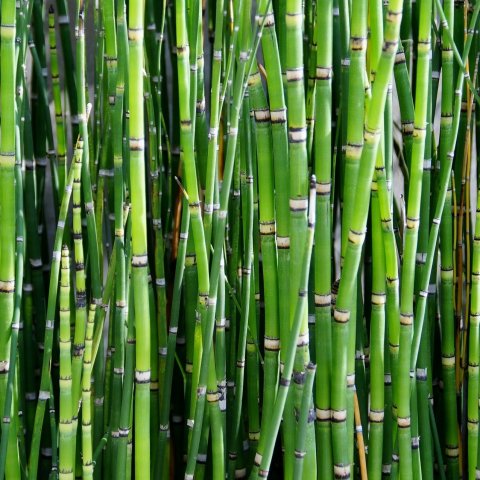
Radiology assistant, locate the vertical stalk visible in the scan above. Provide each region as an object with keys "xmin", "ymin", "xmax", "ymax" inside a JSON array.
[
  {"xmin": 438, "ymin": 0, "xmax": 459, "ymax": 473},
  {"xmin": 0, "ymin": 0, "xmax": 16, "ymax": 476},
  {"xmin": 59, "ymin": 247, "xmax": 73, "ymax": 479},
  {"xmin": 313, "ymin": 0, "xmax": 333, "ymax": 475},
  {"xmin": 48, "ymin": 6, "xmax": 67, "ymax": 199},
  {"xmin": 285, "ymin": 0, "xmax": 316, "ymax": 473},
  {"xmin": 128, "ymin": 0, "xmax": 151, "ymax": 474}
]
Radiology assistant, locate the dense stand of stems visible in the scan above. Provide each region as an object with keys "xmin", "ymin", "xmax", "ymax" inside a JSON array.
[{"xmin": 5, "ymin": 0, "xmax": 480, "ymax": 478}]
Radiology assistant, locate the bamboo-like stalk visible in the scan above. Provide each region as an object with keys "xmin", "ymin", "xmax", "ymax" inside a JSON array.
[
  {"xmin": 104, "ymin": 0, "xmax": 123, "ymax": 462},
  {"xmin": 0, "ymin": 0, "xmax": 16, "ymax": 475},
  {"xmin": 415, "ymin": 57, "xmax": 434, "ymax": 480},
  {"xmin": 128, "ymin": 0, "xmax": 151, "ymax": 475},
  {"xmin": 58, "ymin": 247, "xmax": 73, "ymax": 479},
  {"xmin": 145, "ymin": 70, "xmax": 168, "ymax": 480},
  {"xmin": 0, "ymin": 118, "xmax": 24, "ymax": 479},
  {"xmin": 367, "ymin": 0, "xmax": 387, "ymax": 475},
  {"xmin": 248, "ymin": 62, "xmax": 279, "ymax": 439},
  {"xmin": 182, "ymin": 230, "xmax": 198, "ymax": 460},
  {"xmin": 337, "ymin": 0, "xmax": 368, "ymax": 468},
  {"xmin": 438, "ymin": 0, "xmax": 460, "ymax": 473},
  {"xmin": 70, "ymin": 133, "xmax": 87, "ymax": 458},
  {"xmin": 313, "ymin": 0, "xmax": 333, "ymax": 474},
  {"xmin": 368, "ymin": 162, "xmax": 387, "ymax": 479},
  {"xmin": 174, "ymin": 0, "xmax": 211, "ymax": 458},
  {"xmin": 55, "ymin": 0, "xmax": 77, "ymax": 138},
  {"xmin": 294, "ymin": 363, "xmax": 316, "ymax": 479},
  {"xmin": 393, "ymin": 45, "xmax": 414, "ymax": 172},
  {"xmin": 48, "ymin": 6, "xmax": 67, "ymax": 198},
  {"xmin": 116, "ymin": 282, "xmax": 135, "ymax": 480},
  {"xmin": 80, "ymin": 305, "xmax": 97, "ymax": 478},
  {"xmin": 202, "ymin": 0, "xmax": 224, "ymax": 254},
  {"xmin": 285, "ymin": 0, "xmax": 317, "ymax": 473}
]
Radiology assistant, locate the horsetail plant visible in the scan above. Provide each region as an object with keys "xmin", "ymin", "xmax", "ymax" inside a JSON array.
[{"xmin": 3, "ymin": 0, "xmax": 480, "ymax": 478}]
